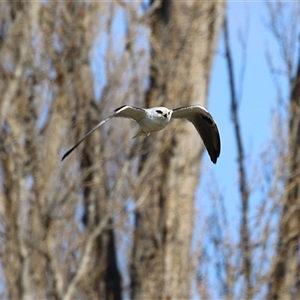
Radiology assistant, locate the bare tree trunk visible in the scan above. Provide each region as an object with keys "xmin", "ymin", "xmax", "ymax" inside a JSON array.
[
  {"xmin": 0, "ymin": 1, "xmax": 225, "ymax": 298},
  {"xmin": 130, "ymin": 1, "xmax": 225, "ymax": 299},
  {"xmin": 0, "ymin": 2, "xmax": 111, "ymax": 299},
  {"xmin": 268, "ymin": 47, "xmax": 300, "ymax": 300}
]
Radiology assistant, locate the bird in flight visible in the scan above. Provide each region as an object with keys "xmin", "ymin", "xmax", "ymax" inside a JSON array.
[{"xmin": 61, "ymin": 105, "xmax": 221, "ymax": 163}]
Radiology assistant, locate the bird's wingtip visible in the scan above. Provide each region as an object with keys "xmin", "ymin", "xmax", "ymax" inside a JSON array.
[
  {"xmin": 210, "ymin": 153, "xmax": 219, "ymax": 164},
  {"xmin": 61, "ymin": 152, "xmax": 69, "ymax": 161}
]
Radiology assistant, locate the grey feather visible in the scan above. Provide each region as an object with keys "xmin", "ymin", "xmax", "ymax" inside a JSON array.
[{"xmin": 172, "ymin": 105, "xmax": 221, "ymax": 163}]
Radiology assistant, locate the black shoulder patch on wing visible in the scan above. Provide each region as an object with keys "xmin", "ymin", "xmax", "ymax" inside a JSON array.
[
  {"xmin": 114, "ymin": 105, "xmax": 127, "ymax": 112},
  {"xmin": 202, "ymin": 114, "xmax": 213, "ymax": 125}
]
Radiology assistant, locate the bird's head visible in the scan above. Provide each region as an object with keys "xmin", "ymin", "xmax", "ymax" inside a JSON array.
[{"xmin": 153, "ymin": 107, "xmax": 172, "ymax": 121}]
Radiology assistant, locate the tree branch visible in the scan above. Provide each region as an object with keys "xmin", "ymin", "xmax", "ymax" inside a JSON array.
[{"xmin": 224, "ymin": 14, "xmax": 252, "ymax": 299}]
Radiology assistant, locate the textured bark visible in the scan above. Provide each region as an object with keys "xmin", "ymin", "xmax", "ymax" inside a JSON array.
[
  {"xmin": 268, "ymin": 48, "xmax": 300, "ymax": 300},
  {"xmin": 0, "ymin": 1, "xmax": 224, "ymax": 298},
  {"xmin": 130, "ymin": 1, "xmax": 225, "ymax": 299},
  {"xmin": 0, "ymin": 2, "xmax": 113, "ymax": 299}
]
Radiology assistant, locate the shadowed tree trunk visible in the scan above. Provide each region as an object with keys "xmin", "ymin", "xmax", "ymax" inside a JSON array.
[
  {"xmin": 268, "ymin": 47, "xmax": 300, "ymax": 300},
  {"xmin": 264, "ymin": 2, "xmax": 300, "ymax": 298},
  {"xmin": 130, "ymin": 1, "xmax": 225, "ymax": 299}
]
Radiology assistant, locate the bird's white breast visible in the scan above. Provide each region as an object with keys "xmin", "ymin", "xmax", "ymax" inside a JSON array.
[{"xmin": 138, "ymin": 114, "xmax": 169, "ymax": 133}]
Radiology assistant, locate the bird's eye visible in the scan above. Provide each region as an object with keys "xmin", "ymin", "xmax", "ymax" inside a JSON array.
[{"xmin": 156, "ymin": 110, "xmax": 163, "ymax": 114}]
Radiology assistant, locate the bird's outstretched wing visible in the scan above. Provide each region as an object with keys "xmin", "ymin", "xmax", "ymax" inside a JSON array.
[
  {"xmin": 171, "ymin": 105, "xmax": 221, "ymax": 163},
  {"xmin": 61, "ymin": 105, "xmax": 147, "ymax": 161}
]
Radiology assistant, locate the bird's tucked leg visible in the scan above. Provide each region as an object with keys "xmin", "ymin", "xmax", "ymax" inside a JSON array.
[{"xmin": 132, "ymin": 129, "xmax": 150, "ymax": 138}]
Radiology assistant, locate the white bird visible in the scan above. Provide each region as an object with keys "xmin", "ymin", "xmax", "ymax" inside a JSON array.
[{"xmin": 61, "ymin": 105, "xmax": 221, "ymax": 163}]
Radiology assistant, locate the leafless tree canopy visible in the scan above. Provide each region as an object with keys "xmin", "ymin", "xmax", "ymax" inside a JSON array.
[
  {"xmin": 2, "ymin": 1, "xmax": 300, "ymax": 299},
  {"xmin": 196, "ymin": 2, "xmax": 300, "ymax": 300},
  {"xmin": 0, "ymin": 1, "xmax": 225, "ymax": 299}
]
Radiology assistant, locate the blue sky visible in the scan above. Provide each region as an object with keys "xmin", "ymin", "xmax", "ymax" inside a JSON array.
[
  {"xmin": 198, "ymin": 1, "xmax": 284, "ymax": 214},
  {"xmin": 211, "ymin": 2, "xmax": 275, "ymax": 175},
  {"xmin": 194, "ymin": 2, "xmax": 291, "ymax": 297}
]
